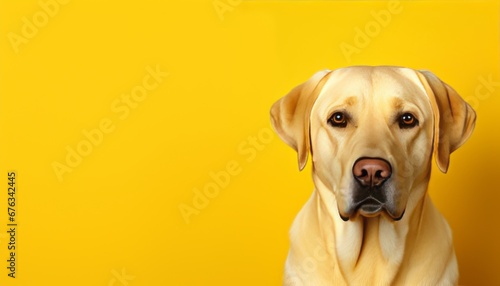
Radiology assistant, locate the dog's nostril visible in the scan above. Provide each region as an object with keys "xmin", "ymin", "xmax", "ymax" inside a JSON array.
[
  {"xmin": 360, "ymin": 169, "xmax": 368, "ymax": 177},
  {"xmin": 375, "ymin": 170, "xmax": 383, "ymax": 178}
]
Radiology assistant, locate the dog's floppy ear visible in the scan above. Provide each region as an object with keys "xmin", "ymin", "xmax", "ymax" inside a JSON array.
[
  {"xmin": 270, "ymin": 70, "xmax": 333, "ymax": 171},
  {"xmin": 416, "ymin": 70, "xmax": 476, "ymax": 173}
]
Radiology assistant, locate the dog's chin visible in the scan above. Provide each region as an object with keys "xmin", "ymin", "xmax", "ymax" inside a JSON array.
[
  {"xmin": 358, "ymin": 204, "xmax": 384, "ymax": 217},
  {"xmin": 339, "ymin": 204, "xmax": 405, "ymax": 222},
  {"xmin": 338, "ymin": 209, "xmax": 384, "ymax": 221}
]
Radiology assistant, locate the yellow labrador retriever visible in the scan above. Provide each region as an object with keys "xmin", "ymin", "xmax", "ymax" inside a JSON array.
[{"xmin": 271, "ymin": 66, "xmax": 475, "ymax": 285}]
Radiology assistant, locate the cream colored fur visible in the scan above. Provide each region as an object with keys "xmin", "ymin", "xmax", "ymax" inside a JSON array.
[{"xmin": 271, "ymin": 66, "xmax": 475, "ymax": 285}]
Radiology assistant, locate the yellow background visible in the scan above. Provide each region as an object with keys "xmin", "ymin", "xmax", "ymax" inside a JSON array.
[{"xmin": 0, "ymin": 0, "xmax": 498, "ymax": 285}]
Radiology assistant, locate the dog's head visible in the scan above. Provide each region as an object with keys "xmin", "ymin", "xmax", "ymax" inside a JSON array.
[{"xmin": 271, "ymin": 66, "xmax": 476, "ymax": 221}]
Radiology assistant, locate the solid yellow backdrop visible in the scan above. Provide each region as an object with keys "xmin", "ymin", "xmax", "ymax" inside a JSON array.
[{"xmin": 0, "ymin": 0, "xmax": 498, "ymax": 285}]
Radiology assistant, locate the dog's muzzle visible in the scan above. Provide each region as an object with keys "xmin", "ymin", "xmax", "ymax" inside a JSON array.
[{"xmin": 338, "ymin": 157, "xmax": 404, "ymax": 221}]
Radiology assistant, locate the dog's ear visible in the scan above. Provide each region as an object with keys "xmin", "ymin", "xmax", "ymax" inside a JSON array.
[
  {"xmin": 416, "ymin": 70, "xmax": 476, "ymax": 173},
  {"xmin": 270, "ymin": 70, "xmax": 333, "ymax": 171}
]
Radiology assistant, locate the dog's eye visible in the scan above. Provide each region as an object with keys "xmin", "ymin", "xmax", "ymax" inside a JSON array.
[
  {"xmin": 328, "ymin": 112, "xmax": 348, "ymax": 128},
  {"xmin": 399, "ymin": 113, "xmax": 419, "ymax": 129}
]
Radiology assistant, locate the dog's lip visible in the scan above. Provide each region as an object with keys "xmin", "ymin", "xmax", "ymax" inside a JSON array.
[
  {"xmin": 338, "ymin": 197, "xmax": 384, "ymax": 221},
  {"xmin": 356, "ymin": 198, "xmax": 384, "ymax": 216},
  {"xmin": 358, "ymin": 203, "xmax": 383, "ymax": 216},
  {"xmin": 355, "ymin": 197, "xmax": 384, "ymax": 210},
  {"xmin": 339, "ymin": 197, "xmax": 405, "ymax": 221}
]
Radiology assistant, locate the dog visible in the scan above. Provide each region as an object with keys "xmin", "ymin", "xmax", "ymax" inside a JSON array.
[{"xmin": 270, "ymin": 66, "xmax": 476, "ymax": 285}]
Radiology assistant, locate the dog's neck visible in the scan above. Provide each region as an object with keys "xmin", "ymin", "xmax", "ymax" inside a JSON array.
[{"xmin": 297, "ymin": 174, "xmax": 432, "ymax": 284}]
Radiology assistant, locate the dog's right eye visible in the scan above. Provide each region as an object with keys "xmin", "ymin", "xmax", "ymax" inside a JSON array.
[{"xmin": 328, "ymin": 112, "xmax": 348, "ymax": 128}]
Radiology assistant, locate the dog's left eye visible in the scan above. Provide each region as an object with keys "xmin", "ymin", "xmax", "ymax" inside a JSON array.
[
  {"xmin": 399, "ymin": 113, "xmax": 419, "ymax": 129},
  {"xmin": 328, "ymin": 112, "xmax": 348, "ymax": 128}
]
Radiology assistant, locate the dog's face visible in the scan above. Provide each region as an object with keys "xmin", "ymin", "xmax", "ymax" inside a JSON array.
[
  {"xmin": 271, "ymin": 66, "xmax": 475, "ymax": 221},
  {"xmin": 310, "ymin": 67, "xmax": 434, "ymax": 221}
]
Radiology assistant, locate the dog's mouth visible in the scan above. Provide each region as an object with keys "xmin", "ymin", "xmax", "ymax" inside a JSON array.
[
  {"xmin": 357, "ymin": 198, "xmax": 384, "ymax": 216},
  {"xmin": 339, "ymin": 197, "xmax": 405, "ymax": 222}
]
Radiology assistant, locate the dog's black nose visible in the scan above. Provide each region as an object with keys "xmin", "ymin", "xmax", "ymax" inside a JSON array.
[{"xmin": 353, "ymin": 158, "xmax": 391, "ymax": 187}]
